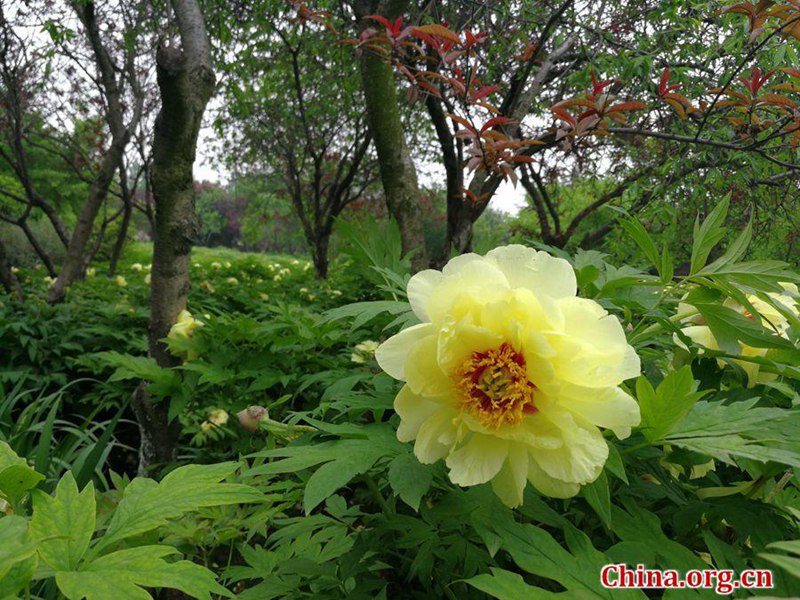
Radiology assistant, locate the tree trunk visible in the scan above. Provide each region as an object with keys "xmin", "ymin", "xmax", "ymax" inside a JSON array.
[
  {"xmin": 47, "ymin": 140, "xmax": 128, "ymax": 303},
  {"xmin": 355, "ymin": 2, "xmax": 427, "ymax": 271},
  {"xmin": 311, "ymin": 228, "xmax": 330, "ymax": 280},
  {"xmin": 109, "ymin": 195, "xmax": 133, "ymax": 275},
  {"xmin": 135, "ymin": 0, "xmax": 215, "ymax": 474},
  {"xmin": 0, "ymin": 236, "xmax": 23, "ymax": 300},
  {"xmin": 48, "ymin": 1, "xmax": 135, "ymax": 304}
]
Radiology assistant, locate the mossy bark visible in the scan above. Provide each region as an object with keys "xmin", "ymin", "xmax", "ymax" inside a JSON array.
[
  {"xmin": 356, "ymin": 1, "xmax": 427, "ymax": 271},
  {"xmin": 133, "ymin": 0, "xmax": 215, "ymax": 474}
]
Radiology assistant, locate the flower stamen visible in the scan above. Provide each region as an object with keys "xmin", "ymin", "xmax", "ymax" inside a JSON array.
[{"xmin": 455, "ymin": 343, "xmax": 537, "ymax": 429}]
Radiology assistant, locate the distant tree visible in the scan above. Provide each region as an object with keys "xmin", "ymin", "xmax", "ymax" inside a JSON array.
[{"xmin": 215, "ymin": 0, "xmax": 376, "ymax": 278}]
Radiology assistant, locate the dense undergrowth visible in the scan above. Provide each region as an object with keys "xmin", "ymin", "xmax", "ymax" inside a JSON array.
[{"xmin": 2, "ymin": 205, "xmax": 800, "ymax": 599}]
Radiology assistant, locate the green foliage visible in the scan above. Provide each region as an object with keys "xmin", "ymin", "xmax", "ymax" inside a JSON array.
[{"xmin": 0, "ymin": 446, "xmax": 260, "ymax": 600}]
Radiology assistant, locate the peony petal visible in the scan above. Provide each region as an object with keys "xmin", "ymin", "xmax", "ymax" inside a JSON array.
[
  {"xmin": 529, "ymin": 409, "xmax": 607, "ymax": 484},
  {"xmin": 558, "ymin": 383, "xmax": 641, "ymax": 439},
  {"xmin": 425, "ymin": 260, "xmax": 509, "ymax": 324},
  {"xmin": 407, "ymin": 269, "xmax": 444, "ymax": 322},
  {"xmin": 490, "ymin": 444, "xmax": 529, "ymax": 508},
  {"xmin": 526, "ymin": 456, "xmax": 581, "ymax": 498},
  {"xmin": 446, "ymin": 433, "xmax": 509, "ymax": 486},
  {"xmin": 415, "ymin": 408, "xmax": 459, "ymax": 464},
  {"xmin": 406, "ymin": 334, "xmax": 454, "ymax": 397},
  {"xmin": 375, "ymin": 323, "xmax": 436, "ymax": 380},
  {"xmin": 486, "ymin": 245, "xmax": 577, "ymax": 299},
  {"xmin": 548, "ymin": 297, "xmax": 640, "ymax": 387},
  {"xmin": 677, "ymin": 325, "xmax": 719, "ymax": 352},
  {"xmin": 394, "ymin": 385, "xmax": 443, "ymax": 442},
  {"xmin": 437, "ymin": 319, "xmax": 504, "ymax": 375}
]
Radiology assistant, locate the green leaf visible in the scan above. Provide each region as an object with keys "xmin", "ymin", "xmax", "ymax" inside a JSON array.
[
  {"xmin": 29, "ymin": 472, "xmax": 95, "ymax": 571},
  {"xmin": 704, "ymin": 217, "xmax": 752, "ymax": 271},
  {"xmin": 465, "ymin": 568, "xmax": 588, "ymax": 599},
  {"xmin": 55, "ymin": 545, "xmax": 231, "ymax": 600},
  {"xmin": 304, "ymin": 451, "xmax": 381, "ymax": 514},
  {"xmin": 580, "ymin": 472, "xmax": 611, "ymax": 529},
  {"xmin": 665, "ymin": 400, "xmax": 800, "ymax": 468},
  {"xmin": 690, "ymin": 196, "xmax": 729, "ymax": 275},
  {"xmin": 620, "ymin": 217, "xmax": 660, "ymax": 274},
  {"xmin": 92, "ymin": 462, "xmax": 262, "ymax": 555},
  {"xmin": 759, "ymin": 541, "xmax": 800, "ymax": 581},
  {"xmin": 636, "ymin": 367, "xmax": 708, "ymax": 442},
  {"xmin": 690, "ymin": 302, "xmax": 795, "ymax": 354},
  {"xmin": 388, "ymin": 452, "xmax": 433, "ymax": 511},
  {"xmin": 0, "ymin": 441, "xmax": 45, "ymax": 507},
  {"xmin": 0, "ymin": 515, "xmax": 37, "ymax": 580}
]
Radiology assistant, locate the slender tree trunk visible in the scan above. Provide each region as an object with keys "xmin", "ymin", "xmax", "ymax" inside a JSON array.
[
  {"xmin": 133, "ymin": 0, "xmax": 215, "ymax": 474},
  {"xmin": 48, "ymin": 1, "xmax": 137, "ymax": 304},
  {"xmin": 18, "ymin": 219, "xmax": 56, "ymax": 277},
  {"xmin": 109, "ymin": 196, "xmax": 133, "ymax": 275},
  {"xmin": 355, "ymin": 0, "xmax": 427, "ymax": 271},
  {"xmin": 47, "ymin": 140, "xmax": 128, "ymax": 302},
  {"xmin": 311, "ymin": 228, "xmax": 330, "ymax": 280},
  {"xmin": 0, "ymin": 236, "xmax": 23, "ymax": 300}
]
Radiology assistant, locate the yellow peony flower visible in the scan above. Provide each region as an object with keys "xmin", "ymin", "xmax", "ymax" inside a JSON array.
[
  {"xmin": 226, "ymin": 277, "xmax": 239, "ymax": 285},
  {"xmin": 115, "ymin": 275, "xmax": 127, "ymax": 287},
  {"xmin": 86, "ymin": 267, "xmax": 96, "ymax": 277},
  {"xmin": 208, "ymin": 409, "xmax": 229, "ymax": 426},
  {"xmin": 375, "ymin": 245, "xmax": 641, "ymax": 507},
  {"xmin": 211, "ymin": 262, "xmax": 222, "ymax": 269},
  {"xmin": 144, "ymin": 273, "xmax": 151, "ymax": 285},
  {"xmin": 131, "ymin": 263, "xmax": 143, "ymax": 271},
  {"xmin": 356, "ymin": 340, "xmax": 379, "ymax": 355},
  {"xmin": 676, "ymin": 283, "xmax": 799, "ymax": 387},
  {"xmin": 10, "ymin": 266, "xmax": 19, "ymax": 274},
  {"xmin": 168, "ymin": 309, "xmax": 202, "ymax": 339}
]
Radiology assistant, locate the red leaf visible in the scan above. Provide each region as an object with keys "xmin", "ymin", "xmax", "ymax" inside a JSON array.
[
  {"xmin": 480, "ymin": 116, "xmax": 516, "ymax": 133},
  {"xmin": 411, "ymin": 24, "xmax": 462, "ymax": 45}
]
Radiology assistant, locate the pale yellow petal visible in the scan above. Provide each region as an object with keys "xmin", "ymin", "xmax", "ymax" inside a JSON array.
[
  {"xmin": 414, "ymin": 408, "xmax": 458, "ymax": 464},
  {"xmin": 490, "ymin": 444, "xmax": 529, "ymax": 508},
  {"xmin": 526, "ymin": 457, "xmax": 581, "ymax": 498},
  {"xmin": 558, "ymin": 383, "xmax": 640, "ymax": 439},
  {"xmin": 406, "ymin": 334, "xmax": 454, "ymax": 397},
  {"xmin": 394, "ymin": 385, "xmax": 442, "ymax": 442},
  {"xmin": 437, "ymin": 319, "xmax": 504, "ymax": 375},
  {"xmin": 529, "ymin": 409, "xmax": 607, "ymax": 484},
  {"xmin": 446, "ymin": 433, "xmax": 509, "ymax": 486},
  {"xmin": 407, "ymin": 269, "xmax": 444, "ymax": 322},
  {"xmin": 375, "ymin": 323, "xmax": 436, "ymax": 380},
  {"xmin": 486, "ymin": 245, "xmax": 577, "ymax": 299}
]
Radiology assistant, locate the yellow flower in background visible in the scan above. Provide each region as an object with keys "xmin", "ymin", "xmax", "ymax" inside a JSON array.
[
  {"xmin": 144, "ymin": 273, "xmax": 151, "ymax": 285},
  {"xmin": 259, "ymin": 292, "xmax": 270, "ymax": 301},
  {"xmin": 131, "ymin": 263, "xmax": 143, "ymax": 271},
  {"xmin": 224, "ymin": 261, "xmax": 232, "ymax": 268},
  {"xmin": 356, "ymin": 340, "xmax": 379, "ymax": 355},
  {"xmin": 10, "ymin": 266, "xmax": 19, "ymax": 274},
  {"xmin": 86, "ymin": 267, "xmax": 96, "ymax": 277},
  {"xmin": 200, "ymin": 421, "xmax": 213, "ymax": 433},
  {"xmin": 43, "ymin": 276, "xmax": 55, "ymax": 286},
  {"xmin": 375, "ymin": 245, "xmax": 641, "ymax": 507},
  {"xmin": 226, "ymin": 277, "xmax": 239, "ymax": 285},
  {"xmin": 115, "ymin": 276, "xmax": 127, "ymax": 287},
  {"xmin": 208, "ymin": 409, "xmax": 229, "ymax": 426},
  {"xmin": 676, "ymin": 283, "xmax": 799, "ymax": 387},
  {"xmin": 168, "ymin": 309, "xmax": 202, "ymax": 339},
  {"xmin": 273, "ymin": 274, "xmax": 282, "ymax": 282},
  {"xmin": 211, "ymin": 262, "xmax": 222, "ymax": 269}
]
